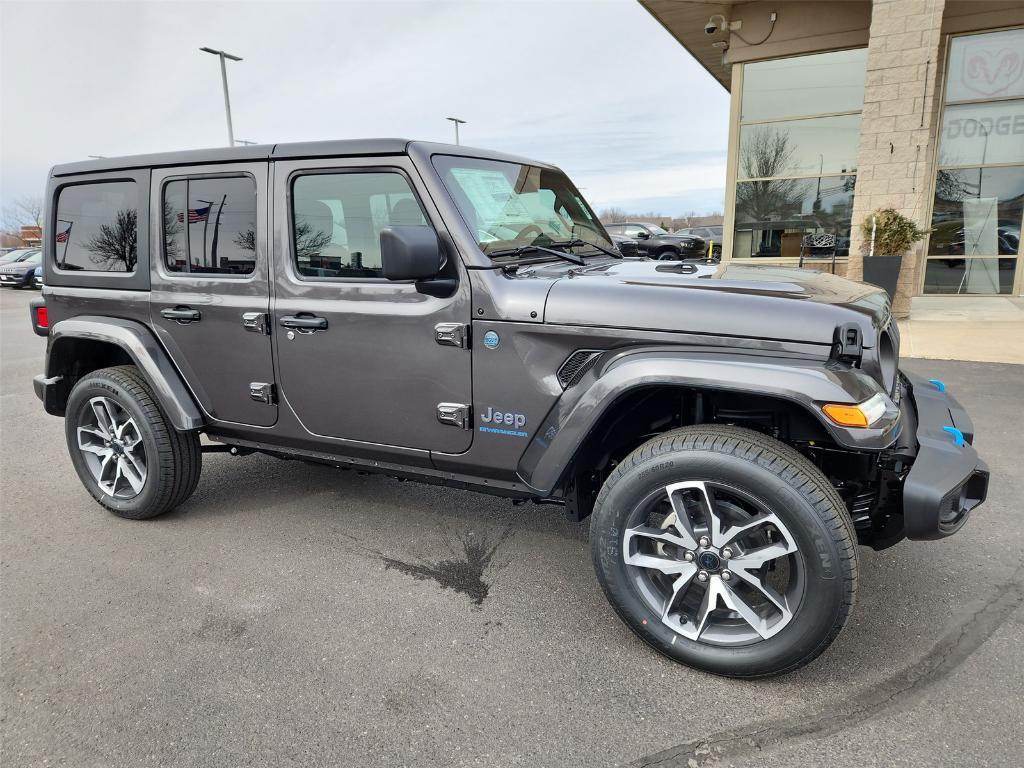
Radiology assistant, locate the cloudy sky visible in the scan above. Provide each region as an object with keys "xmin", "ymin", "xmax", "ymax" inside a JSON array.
[{"xmin": 1, "ymin": 0, "xmax": 729, "ymax": 216}]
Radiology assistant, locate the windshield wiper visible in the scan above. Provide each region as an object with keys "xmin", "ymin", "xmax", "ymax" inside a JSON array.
[
  {"xmin": 548, "ymin": 238, "xmax": 622, "ymax": 259},
  {"xmin": 488, "ymin": 244, "xmax": 586, "ymax": 266}
]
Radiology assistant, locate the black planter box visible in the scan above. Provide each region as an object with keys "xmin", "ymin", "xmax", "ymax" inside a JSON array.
[{"xmin": 863, "ymin": 254, "xmax": 903, "ymax": 301}]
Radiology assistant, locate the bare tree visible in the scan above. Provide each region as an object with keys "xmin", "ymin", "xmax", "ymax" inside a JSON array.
[
  {"xmin": 85, "ymin": 209, "xmax": 138, "ymax": 271},
  {"xmin": 234, "ymin": 220, "xmax": 331, "ymax": 262},
  {"xmin": 233, "ymin": 227, "xmax": 256, "ymax": 252},
  {"xmin": 1, "ymin": 195, "xmax": 44, "ymax": 233},
  {"xmin": 597, "ymin": 207, "xmax": 628, "ymax": 223},
  {"xmin": 735, "ymin": 126, "xmax": 803, "ymax": 225},
  {"xmin": 163, "ymin": 202, "xmax": 183, "ymax": 263}
]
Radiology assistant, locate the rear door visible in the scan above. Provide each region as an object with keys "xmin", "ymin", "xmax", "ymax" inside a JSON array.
[
  {"xmin": 150, "ymin": 163, "xmax": 277, "ymax": 427},
  {"xmin": 271, "ymin": 156, "xmax": 473, "ymax": 452}
]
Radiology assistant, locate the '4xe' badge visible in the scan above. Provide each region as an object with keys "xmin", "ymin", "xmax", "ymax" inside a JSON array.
[
  {"xmin": 483, "ymin": 331, "xmax": 500, "ymax": 349},
  {"xmin": 479, "ymin": 406, "xmax": 527, "ymax": 437}
]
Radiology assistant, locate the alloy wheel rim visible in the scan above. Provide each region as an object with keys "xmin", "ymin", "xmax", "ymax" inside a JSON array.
[
  {"xmin": 622, "ymin": 480, "xmax": 804, "ymax": 646},
  {"xmin": 76, "ymin": 396, "xmax": 147, "ymax": 499}
]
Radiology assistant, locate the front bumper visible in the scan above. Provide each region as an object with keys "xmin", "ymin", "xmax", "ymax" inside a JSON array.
[{"xmin": 900, "ymin": 372, "xmax": 989, "ymax": 539}]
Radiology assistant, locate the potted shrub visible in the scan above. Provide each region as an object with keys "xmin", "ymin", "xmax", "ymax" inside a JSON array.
[{"xmin": 859, "ymin": 208, "xmax": 929, "ymax": 301}]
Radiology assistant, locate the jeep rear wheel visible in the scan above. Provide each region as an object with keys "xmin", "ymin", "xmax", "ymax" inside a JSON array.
[
  {"xmin": 65, "ymin": 365, "xmax": 201, "ymax": 519},
  {"xmin": 591, "ymin": 425, "xmax": 857, "ymax": 678}
]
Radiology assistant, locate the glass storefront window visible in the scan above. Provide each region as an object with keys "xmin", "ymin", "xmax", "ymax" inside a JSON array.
[
  {"xmin": 938, "ymin": 100, "xmax": 1024, "ymax": 166},
  {"xmin": 741, "ymin": 48, "xmax": 868, "ymax": 122},
  {"xmin": 930, "ymin": 166, "xmax": 1024, "ymax": 256},
  {"xmin": 923, "ymin": 258, "xmax": 1016, "ymax": 294},
  {"xmin": 738, "ymin": 115, "xmax": 861, "ymax": 179},
  {"xmin": 734, "ymin": 175, "xmax": 856, "ymax": 258},
  {"xmin": 946, "ymin": 27, "xmax": 1024, "ymax": 103}
]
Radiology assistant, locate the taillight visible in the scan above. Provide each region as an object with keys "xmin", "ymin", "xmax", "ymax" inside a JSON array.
[{"xmin": 36, "ymin": 306, "xmax": 48, "ymax": 328}]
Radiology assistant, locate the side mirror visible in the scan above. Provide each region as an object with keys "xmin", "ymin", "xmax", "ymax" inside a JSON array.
[
  {"xmin": 380, "ymin": 225, "xmax": 443, "ymax": 281},
  {"xmin": 635, "ymin": 231, "xmax": 650, "ymax": 240}
]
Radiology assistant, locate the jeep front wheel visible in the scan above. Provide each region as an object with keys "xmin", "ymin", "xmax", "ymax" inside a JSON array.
[
  {"xmin": 65, "ymin": 365, "xmax": 201, "ymax": 519},
  {"xmin": 591, "ymin": 425, "xmax": 857, "ymax": 678}
]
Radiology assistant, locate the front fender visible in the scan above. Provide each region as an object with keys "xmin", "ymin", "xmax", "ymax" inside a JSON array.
[
  {"xmin": 517, "ymin": 349, "xmax": 897, "ymax": 495},
  {"xmin": 43, "ymin": 316, "xmax": 204, "ymax": 431}
]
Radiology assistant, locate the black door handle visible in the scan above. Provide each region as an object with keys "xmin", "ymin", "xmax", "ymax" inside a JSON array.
[
  {"xmin": 161, "ymin": 306, "xmax": 201, "ymax": 323},
  {"xmin": 280, "ymin": 315, "xmax": 328, "ymax": 332}
]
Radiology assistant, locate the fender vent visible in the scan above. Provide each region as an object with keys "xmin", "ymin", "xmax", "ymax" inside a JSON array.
[{"xmin": 557, "ymin": 350, "xmax": 602, "ymax": 389}]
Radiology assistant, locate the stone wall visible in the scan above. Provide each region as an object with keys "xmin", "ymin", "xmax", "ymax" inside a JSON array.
[{"xmin": 846, "ymin": 0, "xmax": 947, "ymax": 317}]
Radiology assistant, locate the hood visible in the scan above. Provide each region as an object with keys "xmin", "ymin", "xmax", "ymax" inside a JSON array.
[{"xmin": 539, "ymin": 260, "xmax": 890, "ymax": 347}]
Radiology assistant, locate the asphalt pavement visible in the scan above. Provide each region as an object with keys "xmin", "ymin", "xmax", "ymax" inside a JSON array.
[{"xmin": 2, "ymin": 286, "xmax": 1022, "ymax": 767}]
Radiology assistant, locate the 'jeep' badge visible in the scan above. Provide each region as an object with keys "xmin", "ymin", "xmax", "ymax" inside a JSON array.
[{"xmin": 479, "ymin": 406, "xmax": 527, "ymax": 437}]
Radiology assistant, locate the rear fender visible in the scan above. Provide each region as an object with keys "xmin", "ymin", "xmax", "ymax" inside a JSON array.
[
  {"xmin": 43, "ymin": 316, "xmax": 204, "ymax": 431},
  {"xmin": 517, "ymin": 349, "xmax": 896, "ymax": 495}
]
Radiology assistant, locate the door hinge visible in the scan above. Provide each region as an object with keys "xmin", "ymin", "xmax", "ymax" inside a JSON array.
[
  {"xmin": 434, "ymin": 322, "xmax": 469, "ymax": 348},
  {"xmin": 437, "ymin": 402, "xmax": 471, "ymax": 429},
  {"xmin": 249, "ymin": 382, "xmax": 276, "ymax": 404},
  {"xmin": 242, "ymin": 312, "xmax": 270, "ymax": 335}
]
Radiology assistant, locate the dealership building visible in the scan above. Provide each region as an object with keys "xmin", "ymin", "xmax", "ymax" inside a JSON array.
[{"xmin": 641, "ymin": 0, "xmax": 1024, "ymax": 316}]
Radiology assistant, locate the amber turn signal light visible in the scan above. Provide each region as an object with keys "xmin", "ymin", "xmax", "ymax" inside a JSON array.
[{"xmin": 821, "ymin": 403, "xmax": 870, "ymax": 428}]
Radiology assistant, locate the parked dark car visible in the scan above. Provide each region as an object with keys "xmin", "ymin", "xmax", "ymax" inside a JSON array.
[
  {"xmin": 0, "ymin": 249, "xmax": 42, "ymax": 288},
  {"xmin": 30, "ymin": 140, "xmax": 987, "ymax": 678},
  {"xmin": 604, "ymin": 222, "xmax": 708, "ymax": 260},
  {"xmin": 608, "ymin": 232, "xmax": 640, "ymax": 258},
  {"xmin": 675, "ymin": 225, "xmax": 723, "ymax": 258}
]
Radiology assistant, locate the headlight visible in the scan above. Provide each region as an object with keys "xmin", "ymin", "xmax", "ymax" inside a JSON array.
[{"xmin": 821, "ymin": 392, "xmax": 898, "ymax": 428}]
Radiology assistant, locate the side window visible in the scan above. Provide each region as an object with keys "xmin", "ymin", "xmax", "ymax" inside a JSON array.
[
  {"xmin": 54, "ymin": 181, "xmax": 138, "ymax": 272},
  {"xmin": 163, "ymin": 175, "xmax": 257, "ymax": 275},
  {"xmin": 623, "ymin": 225, "xmax": 643, "ymax": 238},
  {"xmin": 291, "ymin": 171, "xmax": 428, "ymax": 279}
]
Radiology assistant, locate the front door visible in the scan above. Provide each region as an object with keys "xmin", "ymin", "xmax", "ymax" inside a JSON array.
[
  {"xmin": 272, "ymin": 157, "xmax": 473, "ymax": 453},
  {"xmin": 150, "ymin": 163, "xmax": 277, "ymax": 427}
]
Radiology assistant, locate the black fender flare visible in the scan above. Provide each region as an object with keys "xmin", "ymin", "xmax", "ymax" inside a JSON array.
[
  {"xmin": 43, "ymin": 316, "xmax": 204, "ymax": 431},
  {"xmin": 517, "ymin": 349, "xmax": 899, "ymax": 495}
]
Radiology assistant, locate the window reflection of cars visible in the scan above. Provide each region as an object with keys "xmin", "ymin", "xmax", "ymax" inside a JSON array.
[
  {"xmin": 604, "ymin": 222, "xmax": 708, "ymax": 260},
  {"xmin": 608, "ymin": 233, "xmax": 640, "ymax": 258},
  {"xmin": 674, "ymin": 226, "xmax": 723, "ymax": 257}
]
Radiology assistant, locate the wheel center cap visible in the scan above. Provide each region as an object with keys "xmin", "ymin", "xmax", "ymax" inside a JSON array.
[{"xmin": 697, "ymin": 551, "xmax": 722, "ymax": 571}]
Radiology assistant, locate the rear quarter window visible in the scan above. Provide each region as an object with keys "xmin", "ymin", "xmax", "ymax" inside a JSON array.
[{"xmin": 53, "ymin": 181, "xmax": 139, "ymax": 273}]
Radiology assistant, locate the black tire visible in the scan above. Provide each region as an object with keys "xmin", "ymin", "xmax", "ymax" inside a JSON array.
[
  {"xmin": 65, "ymin": 365, "xmax": 202, "ymax": 519},
  {"xmin": 591, "ymin": 425, "xmax": 857, "ymax": 678},
  {"xmin": 655, "ymin": 248, "xmax": 678, "ymax": 261}
]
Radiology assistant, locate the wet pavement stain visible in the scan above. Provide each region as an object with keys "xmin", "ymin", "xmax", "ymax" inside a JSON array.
[{"xmin": 381, "ymin": 529, "xmax": 512, "ymax": 606}]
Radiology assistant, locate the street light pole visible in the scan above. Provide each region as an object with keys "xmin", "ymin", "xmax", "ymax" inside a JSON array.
[
  {"xmin": 200, "ymin": 47, "xmax": 243, "ymax": 146},
  {"xmin": 446, "ymin": 117, "xmax": 466, "ymax": 145}
]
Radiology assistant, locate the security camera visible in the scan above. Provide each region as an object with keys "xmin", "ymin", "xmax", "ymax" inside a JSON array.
[{"xmin": 704, "ymin": 14, "xmax": 727, "ymax": 35}]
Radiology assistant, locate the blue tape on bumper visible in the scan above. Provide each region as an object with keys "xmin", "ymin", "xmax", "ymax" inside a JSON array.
[{"xmin": 943, "ymin": 425, "xmax": 965, "ymax": 447}]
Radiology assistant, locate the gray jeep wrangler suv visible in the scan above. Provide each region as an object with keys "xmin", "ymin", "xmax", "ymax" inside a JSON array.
[{"xmin": 30, "ymin": 140, "xmax": 988, "ymax": 678}]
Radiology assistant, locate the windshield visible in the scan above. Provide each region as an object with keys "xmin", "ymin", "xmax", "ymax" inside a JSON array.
[
  {"xmin": 646, "ymin": 224, "xmax": 669, "ymax": 235},
  {"xmin": 0, "ymin": 249, "xmax": 37, "ymax": 264},
  {"xmin": 432, "ymin": 155, "xmax": 613, "ymax": 257}
]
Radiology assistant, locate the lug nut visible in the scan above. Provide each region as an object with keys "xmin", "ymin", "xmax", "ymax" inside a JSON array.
[
  {"xmin": 721, "ymin": 570, "xmax": 733, "ymax": 581},
  {"xmin": 722, "ymin": 547, "xmax": 733, "ymax": 560},
  {"xmin": 698, "ymin": 536, "xmax": 711, "ymax": 548},
  {"xmin": 683, "ymin": 551, "xmax": 695, "ymax": 562},
  {"xmin": 697, "ymin": 570, "xmax": 709, "ymax": 583}
]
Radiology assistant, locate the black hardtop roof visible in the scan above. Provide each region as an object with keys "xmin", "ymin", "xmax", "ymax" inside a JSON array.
[{"xmin": 50, "ymin": 139, "xmax": 555, "ymax": 177}]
